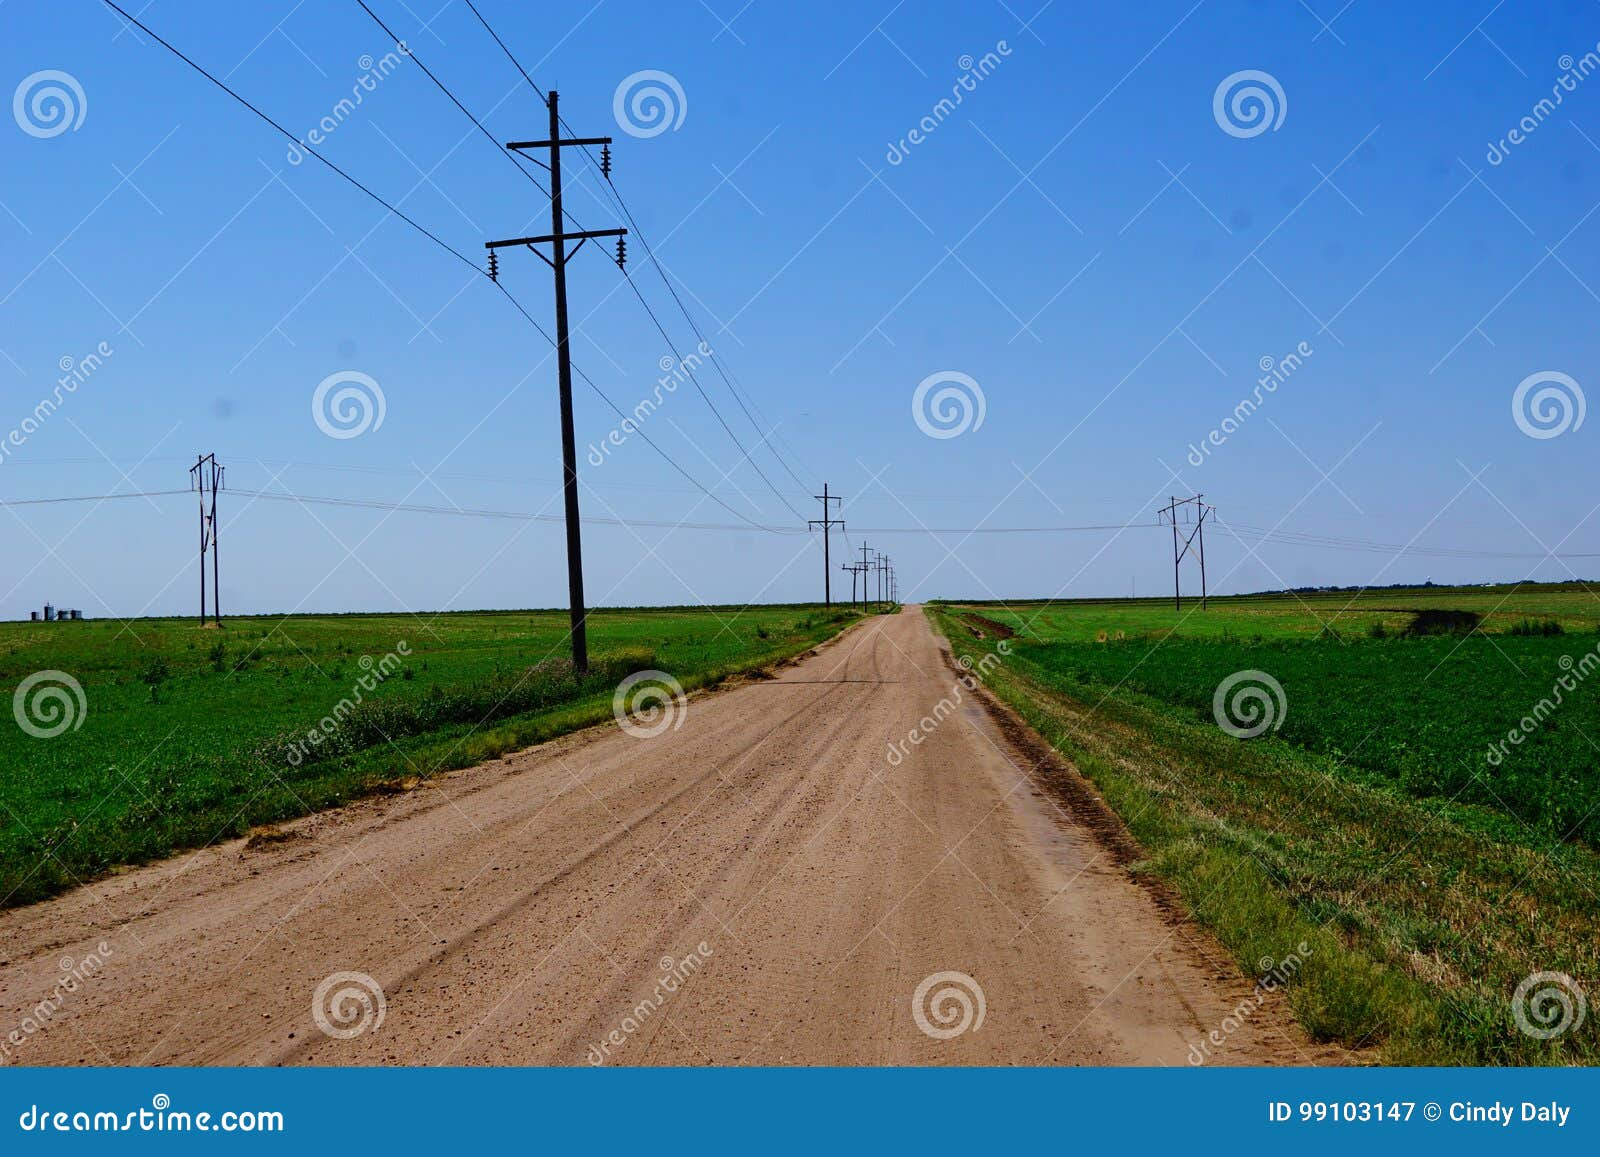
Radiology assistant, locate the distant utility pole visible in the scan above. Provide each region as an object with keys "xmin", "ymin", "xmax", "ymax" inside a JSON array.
[
  {"xmin": 808, "ymin": 483, "xmax": 844, "ymax": 607},
  {"xmin": 858, "ymin": 541, "xmax": 875, "ymax": 612},
  {"xmin": 189, "ymin": 453, "xmax": 224, "ymax": 627},
  {"xmin": 1157, "ymin": 494, "xmax": 1215, "ymax": 611},
  {"xmin": 487, "ymin": 90, "xmax": 627, "ymax": 674},
  {"xmin": 842, "ymin": 561, "xmax": 866, "ymax": 610}
]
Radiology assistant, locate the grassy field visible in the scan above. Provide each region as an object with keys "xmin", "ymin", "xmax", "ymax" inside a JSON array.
[
  {"xmin": 950, "ymin": 585, "xmax": 1600, "ymax": 840},
  {"xmin": 1, "ymin": 603, "xmax": 861, "ymax": 908},
  {"xmin": 933, "ymin": 584, "xmax": 1600, "ymax": 1065}
]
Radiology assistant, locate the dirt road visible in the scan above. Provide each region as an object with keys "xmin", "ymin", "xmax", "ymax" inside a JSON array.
[{"xmin": 0, "ymin": 608, "xmax": 1317, "ymax": 1065}]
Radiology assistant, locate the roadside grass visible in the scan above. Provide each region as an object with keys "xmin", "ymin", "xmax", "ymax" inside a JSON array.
[
  {"xmin": 1, "ymin": 604, "xmax": 862, "ymax": 908},
  {"xmin": 931, "ymin": 604, "xmax": 1600, "ymax": 1066}
]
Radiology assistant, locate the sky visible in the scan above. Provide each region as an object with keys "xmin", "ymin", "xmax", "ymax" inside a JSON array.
[{"xmin": 2, "ymin": 0, "xmax": 1599, "ymax": 618}]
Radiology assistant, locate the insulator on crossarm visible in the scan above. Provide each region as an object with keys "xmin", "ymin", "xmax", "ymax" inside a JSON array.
[
  {"xmin": 488, "ymin": 250, "xmax": 499, "ymax": 282},
  {"xmin": 615, "ymin": 236, "xmax": 626, "ymax": 269},
  {"xmin": 600, "ymin": 143, "xmax": 611, "ymax": 177}
]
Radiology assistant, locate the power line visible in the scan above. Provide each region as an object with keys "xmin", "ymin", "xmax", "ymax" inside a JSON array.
[
  {"xmin": 6, "ymin": 485, "xmax": 1600, "ymax": 562},
  {"xmin": 360, "ymin": 0, "xmax": 804, "ymax": 522},
  {"xmin": 0, "ymin": 489, "xmax": 193, "ymax": 507},
  {"xmin": 99, "ymin": 0, "xmax": 769, "ymax": 534},
  {"xmin": 359, "ymin": 0, "xmax": 803, "ymax": 520},
  {"xmin": 353, "ymin": 0, "xmax": 557, "ymax": 198},
  {"xmin": 459, "ymin": 0, "xmax": 818, "ymax": 498}
]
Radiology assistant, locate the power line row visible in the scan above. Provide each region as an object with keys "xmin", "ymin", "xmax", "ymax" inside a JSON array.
[{"xmin": 5, "ymin": 485, "xmax": 1598, "ymax": 561}]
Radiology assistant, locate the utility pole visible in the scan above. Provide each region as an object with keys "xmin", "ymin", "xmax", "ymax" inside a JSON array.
[
  {"xmin": 1157, "ymin": 494, "xmax": 1214, "ymax": 611},
  {"xmin": 842, "ymin": 561, "xmax": 865, "ymax": 610},
  {"xmin": 858, "ymin": 542, "xmax": 875, "ymax": 612},
  {"xmin": 189, "ymin": 453, "xmax": 224, "ymax": 627},
  {"xmin": 808, "ymin": 483, "xmax": 844, "ymax": 607},
  {"xmin": 487, "ymin": 90, "xmax": 627, "ymax": 674}
]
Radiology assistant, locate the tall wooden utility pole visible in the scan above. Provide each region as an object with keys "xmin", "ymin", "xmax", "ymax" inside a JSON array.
[
  {"xmin": 487, "ymin": 91, "xmax": 627, "ymax": 674},
  {"xmin": 808, "ymin": 483, "xmax": 844, "ymax": 607}
]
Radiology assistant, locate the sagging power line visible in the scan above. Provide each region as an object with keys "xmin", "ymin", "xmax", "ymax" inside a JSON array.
[
  {"xmin": 98, "ymin": 0, "xmax": 778, "ymax": 546},
  {"xmin": 459, "ymin": 0, "xmax": 817, "ymax": 504},
  {"xmin": 374, "ymin": 0, "xmax": 806, "ymax": 526},
  {"xmin": 12, "ymin": 483, "xmax": 1599, "ymax": 560}
]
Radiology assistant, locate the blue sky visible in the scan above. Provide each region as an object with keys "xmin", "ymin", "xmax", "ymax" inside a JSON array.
[{"xmin": 2, "ymin": 0, "xmax": 1598, "ymax": 617}]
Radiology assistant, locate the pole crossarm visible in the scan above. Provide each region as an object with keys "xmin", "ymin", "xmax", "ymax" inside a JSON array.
[
  {"xmin": 507, "ymin": 136, "xmax": 613, "ymax": 150},
  {"xmin": 486, "ymin": 228, "xmax": 627, "ymax": 250}
]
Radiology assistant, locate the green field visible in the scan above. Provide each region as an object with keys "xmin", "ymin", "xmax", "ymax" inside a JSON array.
[
  {"xmin": 954, "ymin": 587, "xmax": 1600, "ymax": 845},
  {"xmin": 1, "ymin": 604, "xmax": 861, "ymax": 907},
  {"xmin": 934, "ymin": 584, "xmax": 1600, "ymax": 1065}
]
